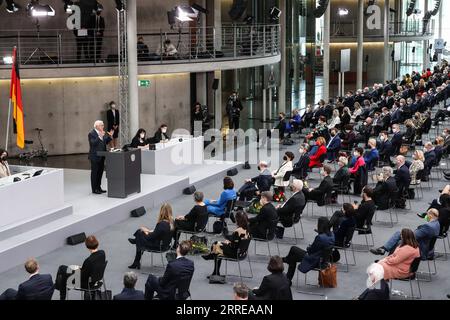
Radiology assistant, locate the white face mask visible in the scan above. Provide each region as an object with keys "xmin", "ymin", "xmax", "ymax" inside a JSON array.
[
  {"xmin": 111, "ymin": 105, "xmax": 116, "ymax": 109},
  {"xmin": 140, "ymin": 133, "xmax": 145, "ymax": 139},
  {"xmin": 161, "ymin": 128, "xmax": 167, "ymax": 133}
]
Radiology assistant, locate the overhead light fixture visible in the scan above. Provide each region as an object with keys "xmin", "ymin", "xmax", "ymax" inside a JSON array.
[
  {"xmin": 269, "ymin": 6, "xmax": 281, "ymax": 22},
  {"xmin": 27, "ymin": 1, "xmax": 55, "ymax": 17},
  {"xmin": 338, "ymin": 8, "xmax": 349, "ymax": 16},
  {"xmin": 1, "ymin": 0, "xmax": 20, "ymax": 13},
  {"xmin": 3, "ymin": 56, "xmax": 13, "ymax": 64}
]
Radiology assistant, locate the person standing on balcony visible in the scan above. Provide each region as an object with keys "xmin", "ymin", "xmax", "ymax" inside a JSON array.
[
  {"xmin": 91, "ymin": 8, "xmax": 105, "ymax": 63},
  {"xmin": 226, "ymin": 91, "xmax": 244, "ymax": 130}
]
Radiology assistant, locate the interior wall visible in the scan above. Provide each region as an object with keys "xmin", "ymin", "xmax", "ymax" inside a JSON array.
[{"xmin": 0, "ymin": 73, "xmax": 191, "ymax": 156}]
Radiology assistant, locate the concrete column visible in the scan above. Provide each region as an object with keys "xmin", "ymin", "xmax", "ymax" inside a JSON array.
[
  {"xmin": 196, "ymin": 73, "xmax": 207, "ymax": 106},
  {"xmin": 214, "ymin": 70, "xmax": 222, "ymax": 130},
  {"xmin": 278, "ymin": 0, "xmax": 286, "ymax": 113},
  {"xmin": 356, "ymin": 0, "xmax": 364, "ymax": 90},
  {"xmin": 292, "ymin": 0, "xmax": 300, "ymax": 106},
  {"xmin": 438, "ymin": 0, "xmax": 443, "ymax": 63},
  {"xmin": 214, "ymin": 0, "xmax": 222, "ymax": 51},
  {"xmin": 323, "ymin": 1, "xmax": 330, "ymax": 100},
  {"xmin": 127, "ymin": 0, "xmax": 139, "ymax": 136},
  {"xmin": 423, "ymin": 0, "xmax": 429, "ymax": 70},
  {"xmin": 383, "ymin": 0, "xmax": 390, "ymax": 82}
]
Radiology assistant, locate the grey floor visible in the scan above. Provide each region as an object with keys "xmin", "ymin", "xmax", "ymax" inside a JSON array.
[{"xmin": 2, "ymin": 142, "xmax": 450, "ymax": 300}]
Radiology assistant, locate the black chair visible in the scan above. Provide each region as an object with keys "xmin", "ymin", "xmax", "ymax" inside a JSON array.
[
  {"xmin": 296, "ymin": 247, "xmax": 333, "ymax": 296},
  {"xmin": 333, "ymin": 227, "xmax": 357, "ymax": 272},
  {"xmin": 218, "ymin": 237, "xmax": 253, "ymax": 282},
  {"xmin": 435, "ymin": 231, "xmax": 450, "ymax": 261},
  {"xmin": 353, "ymin": 208, "xmax": 376, "ymax": 251},
  {"xmin": 176, "ymin": 215, "xmax": 209, "ymax": 243},
  {"xmin": 374, "ymin": 192, "xmax": 399, "ymax": 228},
  {"xmin": 67, "ymin": 260, "xmax": 108, "ymax": 300},
  {"xmin": 391, "ymin": 257, "xmax": 422, "ymax": 299},
  {"xmin": 175, "ymin": 274, "xmax": 193, "ymax": 300},
  {"xmin": 417, "ymin": 238, "xmax": 438, "ymax": 282},
  {"xmin": 207, "ymin": 199, "xmax": 236, "ymax": 232},
  {"xmin": 142, "ymin": 240, "xmax": 172, "ymax": 269},
  {"xmin": 252, "ymin": 227, "xmax": 280, "ymax": 258}
]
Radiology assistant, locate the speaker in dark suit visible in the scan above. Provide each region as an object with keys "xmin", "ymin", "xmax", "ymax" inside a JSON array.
[{"xmin": 88, "ymin": 121, "xmax": 112, "ymax": 194}]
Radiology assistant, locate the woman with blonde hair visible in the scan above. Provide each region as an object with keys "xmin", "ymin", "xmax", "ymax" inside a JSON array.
[
  {"xmin": 410, "ymin": 150, "xmax": 425, "ymax": 185},
  {"xmin": 328, "ymin": 109, "xmax": 341, "ymax": 129},
  {"xmin": 128, "ymin": 203, "xmax": 174, "ymax": 269}
]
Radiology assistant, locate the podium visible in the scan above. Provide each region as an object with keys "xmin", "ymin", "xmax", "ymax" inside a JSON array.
[{"xmin": 97, "ymin": 149, "xmax": 142, "ymax": 198}]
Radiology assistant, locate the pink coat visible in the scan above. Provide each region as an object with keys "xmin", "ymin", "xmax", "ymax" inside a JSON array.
[{"xmin": 378, "ymin": 245, "xmax": 420, "ymax": 280}]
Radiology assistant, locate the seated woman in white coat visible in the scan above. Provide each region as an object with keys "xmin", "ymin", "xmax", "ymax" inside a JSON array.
[{"xmin": 272, "ymin": 151, "xmax": 294, "ymax": 202}]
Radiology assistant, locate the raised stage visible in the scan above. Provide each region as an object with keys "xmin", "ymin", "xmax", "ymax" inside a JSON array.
[{"xmin": 0, "ymin": 160, "xmax": 240, "ymax": 273}]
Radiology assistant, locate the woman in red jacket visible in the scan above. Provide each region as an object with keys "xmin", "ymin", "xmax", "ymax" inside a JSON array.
[
  {"xmin": 309, "ymin": 137, "xmax": 327, "ymax": 168},
  {"xmin": 349, "ymin": 147, "xmax": 366, "ymax": 175}
]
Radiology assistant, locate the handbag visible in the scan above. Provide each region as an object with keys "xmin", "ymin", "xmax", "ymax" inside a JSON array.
[
  {"xmin": 89, "ymin": 290, "xmax": 112, "ymax": 300},
  {"xmin": 318, "ymin": 264, "xmax": 337, "ymax": 288},
  {"xmin": 275, "ymin": 226, "xmax": 285, "ymax": 239},
  {"xmin": 209, "ymin": 274, "xmax": 226, "ymax": 284}
]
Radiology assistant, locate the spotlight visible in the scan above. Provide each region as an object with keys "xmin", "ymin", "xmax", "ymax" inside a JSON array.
[
  {"xmin": 269, "ymin": 6, "xmax": 281, "ymax": 22},
  {"xmin": 175, "ymin": 5, "xmax": 198, "ymax": 22},
  {"xmin": 27, "ymin": 1, "xmax": 55, "ymax": 17},
  {"xmin": 191, "ymin": 3, "xmax": 208, "ymax": 14},
  {"xmin": 338, "ymin": 8, "xmax": 349, "ymax": 16},
  {"xmin": 3, "ymin": 56, "xmax": 13, "ymax": 64},
  {"xmin": 1, "ymin": 0, "xmax": 20, "ymax": 13}
]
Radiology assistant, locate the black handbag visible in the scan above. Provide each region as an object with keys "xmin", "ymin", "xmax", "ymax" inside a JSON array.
[
  {"xmin": 88, "ymin": 290, "xmax": 112, "ymax": 300},
  {"xmin": 209, "ymin": 274, "xmax": 226, "ymax": 284},
  {"xmin": 275, "ymin": 226, "xmax": 285, "ymax": 239}
]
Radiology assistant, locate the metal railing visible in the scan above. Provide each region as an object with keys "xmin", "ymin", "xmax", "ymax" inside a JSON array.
[
  {"xmin": 0, "ymin": 24, "xmax": 281, "ymax": 68},
  {"xmin": 331, "ymin": 19, "xmax": 435, "ymax": 37}
]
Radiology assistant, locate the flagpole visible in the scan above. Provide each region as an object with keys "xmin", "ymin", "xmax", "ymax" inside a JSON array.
[{"xmin": 5, "ymin": 99, "xmax": 11, "ymax": 152}]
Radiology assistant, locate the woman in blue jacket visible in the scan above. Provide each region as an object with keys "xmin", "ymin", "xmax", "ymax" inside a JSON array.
[{"xmin": 205, "ymin": 177, "xmax": 237, "ymax": 217}]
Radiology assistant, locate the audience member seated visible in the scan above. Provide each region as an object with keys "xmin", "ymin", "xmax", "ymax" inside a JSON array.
[
  {"xmin": 364, "ymin": 138, "xmax": 379, "ymax": 171},
  {"xmin": 292, "ymin": 144, "xmax": 310, "ymax": 180},
  {"xmin": 113, "ymin": 272, "xmax": 145, "ymax": 300},
  {"xmin": 329, "ymin": 203, "xmax": 356, "ymax": 247},
  {"xmin": 340, "ymin": 125, "xmax": 356, "ymax": 151},
  {"xmin": 289, "ymin": 109, "xmax": 302, "ymax": 132},
  {"xmin": 306, "ymin": 116, "xmax": 329, "ymax": 142},
  {"xmin": 282, "ymin": 217, "xmax": 335, "ymax": 282},
  {"xmin": 272, "ymin": 151, "xmax": 294, "ymax": 196},
  {"xmin": 423, "ymin": 142, "xmax": 437, "ymax": 179},
  {"xmin": 128, "ymin": 204, "xmax": 174, "ymax": 269},
  {"xmin": 308, "ymin": 137, "xmax": 327, "ymax": 168},
  {"xmin": 349, "ymin": 147, "xmax": 366, "ymax": 179},
  {"xmin": 276, "ymin": 179, "xmax": 306, "ymax": 227},
  {"xmin": 0, "ymin": 148, "xmax": 11, "ymax": 178},
  {"xmin": 233, "ymin": 282, "xmax": 249, "ymax": 300},
  {"xmin": 204, "ymin": 177, "xmax": 237, "ymax": 217},
  {"xmin": 144, "ymin": 241, "xmax": 194, "ymax": 300},
  {"xmin": 173, "ymin": 191, "xmax": 208, "ymax": 246},
  {"xmin": 418, "ymin": 191, "xmax": 450, "ymax": 237},
  {"xmin": 410, "ymin": 150, "xmax": 425, "ymax": 185},
  {"xmin": 370, "ymin": 209, "xmax": 440, "ymax": 260},
  {"xmin": 378, "ymin": 131, "xmax": 394, "ymax": 165},
  {"xmin": 137, "ymin": 36, "xmax": 150, "ymax": 60},
  {"xmin": 374, "ymin": 228, "xmax": 420, "ymax": 281},
  {"xmin": 238, "ymin": 161, "xmax": 272, "ymax": 201},
  {"xmin": 394, "ymin": 155, "xmax": 411, "ymax": 199},
  {"xmin": 373, "ymin": 167, "xmax": 398, "ymax": 210},
  {"xmin": 402, "ymin": 119, "xmax": 416, "ymax": 144},
  {"xmin": 55, "ymin": 235, "xmax": 105, "ymax": 300},
  {"xmin": 333, "ymin": 156, "xmax": 350, "ymax": 188},
  {"xmin": 202, "ymin": 211, "xmax": 251, "ymax": 278},
  {"xmin": 249, "ymin": 256, "xmax": 293, "ymax": 300},
  {"xmin": 354, "ymin": 186, "xmax": 376, "ymax": 230},
  {"xmin": 326, "ymin": 128, "xmax": 341, "ymax": 162},
  {"xmin": 303, "ymin": 165, "xmax": 333, "ymax": 206},
  {"xmin": 0, "ymin": 258, "xmax": 54, "ymax": 300},
  {"xmin": 130, "ymin": 128, "xmax": 150, "ymax": 149},
  {"xmin": 249, "ymin": 191, "xmax": 278, "ymax": 240},
  {"xmin": 357, "ymin": 263, "xmax": 389, "ymax": 300},
  {"xmin": 156, "ymin": 39, "xmax": 178, "ymax": 57},
  {"xmin": 390, "ymin": 124, "xmax": 403, "ymax": 156}
]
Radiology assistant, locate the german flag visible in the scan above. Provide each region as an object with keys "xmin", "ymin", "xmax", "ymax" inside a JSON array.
[{"xmin": 10, "ymin": 47, "xmax": 25, "ymax": 149}]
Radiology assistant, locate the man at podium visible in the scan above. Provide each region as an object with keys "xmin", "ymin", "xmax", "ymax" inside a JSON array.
[{"xmin": 88, "ymin": 120, "xmax": 113, "ymax": 194}]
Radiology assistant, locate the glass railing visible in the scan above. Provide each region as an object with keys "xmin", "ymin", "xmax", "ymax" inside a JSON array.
[{"xmin": 0, "ymin": 24, "xmax": 281, "ymax": 69}]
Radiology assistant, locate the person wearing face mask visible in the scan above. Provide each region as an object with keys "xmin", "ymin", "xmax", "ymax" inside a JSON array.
[
  {"xmin": 325, "ymin": 128, "xmax": 341, "ymax": 162},
  {"xmin": 364, "ymin": 139, "xmax": 379, "ymax": 171},
  {"xmin": 303, "ymin": 165, "xmax": 333, "ymax": 206},
  {"xmin": 340, "ymin": 124, "xmax": 356, "ymax": 151},
  {"xmin": 237, "ymin": 161, "xmax": 272, "ymax": 201},
  {"xmin": 308, "ymin": 137, "xmax": 327, "ymax": 169},
  {"xmin": 357, "ymin": 263, "xmax": 389, "ymax": 300},
  {"xmin": 106, "ymin": 101, "xmax": 120, "ymax": 149},
  {"xmin": 349, "ymin": 147, "xmax": 367, "ymax": 195},
  {"xmin": 292, "ymin": 144, "xmax": 310, "ymax": 180},
  {"xmin": 153, "ymin": 124, "xmax": 170, "ymax": 143},
  {"xmin": 272, "ymin": 152, "xmax": 295, "ymax": 200},
  {"xmin": 390, "ymin": 124, "xmax": 403, "ymax": 155},
  {"xmin": 248, "ymin": 191, "xmax": 279, "ymax": 240},
  {"xmin": 0, "ymin": 148, "xmax": 11, "ymax": 178},
  {"xmin": 130, "ymin": 129, "xmax": 150, "ymax": 149},
  {"xmin": 378, "ymin": 131, "xmax": 394, "ymax": 166}
]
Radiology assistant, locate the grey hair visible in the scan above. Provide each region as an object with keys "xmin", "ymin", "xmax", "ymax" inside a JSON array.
[
  {"xmin": 291, "ymin": 179, "xmax": 303, "ymax": 191},
  {"xmin": 382, "ymin": 166, "xmax": 393, "ymax": 177},
  {"xmin": 193, "ymin": 191, "xmax": 204, "ymax": 202},
  {"xmin": 123, "ymin": 271, "xmax": 138, "ymax": 289},
  {"xmin": 93, "ymin": 120, "xmax": 104, "ymax": 129},
  {"xmin": 260, "ymin": 191, "xmax": 273, "ymax": 201}
]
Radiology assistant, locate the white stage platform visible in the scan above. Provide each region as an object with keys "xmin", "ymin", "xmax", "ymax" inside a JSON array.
[{"xmin": 0, "ymin": 160, "xmax": 240, "ymax": 273}]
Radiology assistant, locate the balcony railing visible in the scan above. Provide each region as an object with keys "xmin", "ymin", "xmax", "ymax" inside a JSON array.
[
  {"xmin": 331, "ymin": 19, "xmax": 435, "ymax": 38},
  {"xmin": 0, "ymin": 24, "xmax": 281, "ymax": 69}
]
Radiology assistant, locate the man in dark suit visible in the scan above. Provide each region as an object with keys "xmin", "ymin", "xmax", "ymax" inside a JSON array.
[
  {"xmin": 113, "ymin": 272, "xmax": 144, "ymax": 300},
  {"xmin": 238, "ymin": 161, "xmax": 272, "ymax": 201},
  {"xmin": 106, "ymin": 101, "xmax": 120, "ymax": 149},
  {"xmin": 145, "ymin": 240, "xmax": 194, "ymax": 300},
  {"xmin": 276, "ymin": 179, "xmax": 306, "ymax": 227},
  {"xmin": 292, "ymin": 145, "xmax": 310, "ymax": 180},
  {"xmin": 424, "ymin": 142, "xmax": 437, "ymax": 178},
  {"xmin": 0, "ymin": 258, "xmax": 54, "ymax": 300},
  {"xmin": 249, "ymin": 191, "xmax": 279, "ymax": 239},
  {"xmin": 326, "ymin": 128, "xmax": 341, "ymax": 162},
  {"xmin": 373, "ymin": 166, "xmax": 398, "ymax": 210},
  {"xmin": 390, "ymin": 124, "xmax": 403, "ymax": 156},
  {"xmin": 91, "ymin": 9, "xmax": 105, "ymax": 62},
  {"xmin": 88, "ymin": 120, "xmax": 113, "ymax": 194},
  {"xmin": 303, "ymin": 165, "xmax": 334, "ymax": 206},
  {"xmin": 394, "ymin": 155, "xmax": 411, "ymax": 195},
  {"xmin": 378, "ymin": 131, "xmax": 393, "ymax": 165}
]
